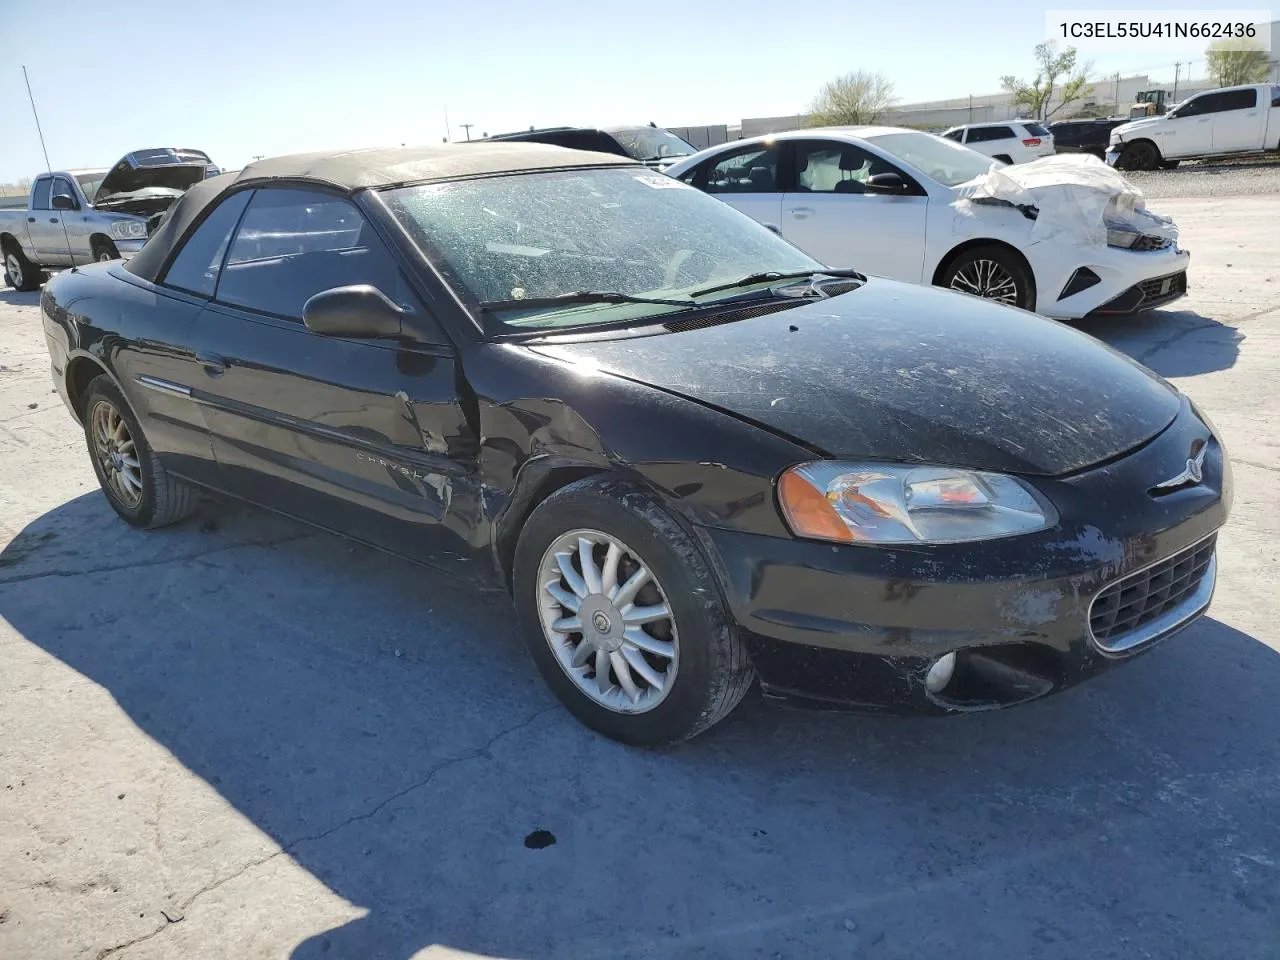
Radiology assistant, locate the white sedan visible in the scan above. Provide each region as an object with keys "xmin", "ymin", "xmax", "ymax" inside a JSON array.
[{"xmin": 663, "ymin": 127, "xmax": 1190, "ymax": 320}]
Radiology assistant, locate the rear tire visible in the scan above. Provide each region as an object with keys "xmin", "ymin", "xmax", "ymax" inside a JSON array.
[
  {"xmin": 3, "ymin": 243, "xmax": 43, "ymax": 292},
  {"xmin": 91, "ymin": 237, "xmax": 121, "ymax": 263},
  {"xmin": 512, "ymin": 476, "xmax": 753, "ymax": 745},
  {"xmin": 1159, "ymin": 159, "xmax": 1180, "ymax": 170},
  {"xmin": 936, "ymin": 244, "xmax": 1035, "ymax": 311},
  {"xmin": 82, "ymin": 375, "xmax": 198, "ymax": 529}
]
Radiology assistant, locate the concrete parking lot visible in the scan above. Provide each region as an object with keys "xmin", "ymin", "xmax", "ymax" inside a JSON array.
[{"xmin": 1, "ymin": 191, "xmax": 1278, "ymax": 960}]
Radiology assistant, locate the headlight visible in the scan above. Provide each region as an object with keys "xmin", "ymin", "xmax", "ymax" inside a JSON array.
[
  {"xmin": 109, "ymin": 220, "xmax": 148, "ymax": 241},
  {"xmin": 778, "ymin": 462, "xmax": 1055, "ymax": 545},
  {"xmin": 1106, "ymin": 226, "xmax": 1140, "ymax": 248}
]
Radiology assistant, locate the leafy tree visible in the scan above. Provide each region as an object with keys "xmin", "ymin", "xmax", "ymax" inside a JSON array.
[
  {"xmin": 1205, "ymin": 39, "xmax": 1272, "ymax": 87},
  {"xmin": 808, "ymin": 70, "xmax": 897, "ymax": 126},
  {"xmin": 1000, "ymin": 41, "xmax": 1093, "ymax": 121}
]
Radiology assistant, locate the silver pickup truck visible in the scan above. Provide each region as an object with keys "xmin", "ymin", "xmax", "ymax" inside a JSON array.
[{"xmin": 1, "ymin": 147, "xmax": 216, "ymax": 291}]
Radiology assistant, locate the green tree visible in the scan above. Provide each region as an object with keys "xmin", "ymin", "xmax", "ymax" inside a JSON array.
[
  {"xmin": 808, "ymin": 70, "xmax": 897, "ymax": 126},
  {"xmin": 1000, "ymin": 41, "xmax": 1093, "ymax": 121},
  {"xmin": 1205, "ymin": 39, "xmax": 1271, "ymax": 87}
]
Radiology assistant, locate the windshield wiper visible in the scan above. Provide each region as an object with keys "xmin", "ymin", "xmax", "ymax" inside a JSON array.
[
  {"xmin": 691, "ymin": 268, "xmax": 865, "ymax": 299},
  {"xmin": 478, "ymin": 290, "xmax": 695, "ymax": 312}
]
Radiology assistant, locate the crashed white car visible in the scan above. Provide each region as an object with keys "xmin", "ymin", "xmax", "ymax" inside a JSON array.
[{"xmin": 663, "ymin": 127, "xmax": 1189, "ymax": 319}]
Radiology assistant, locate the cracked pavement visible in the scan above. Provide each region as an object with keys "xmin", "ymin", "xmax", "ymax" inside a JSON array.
[{"xmin": 1, "ymin": 195, "xmax": 1278, "ymax": 960}]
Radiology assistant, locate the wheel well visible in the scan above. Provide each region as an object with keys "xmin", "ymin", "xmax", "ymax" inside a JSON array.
[
  {"xmin": 495, "ymin": 463, "xmax": 607, "ymax": 589},
  {"xmin": 933, "ymin": 238, "xmax": 1036, "ymax": 298},
  {"xmin": 1123, "ymin": 138, "xmax": 1160, "ymax": 156},
  {"xmin": 89, "ymin": 233, "xmax": 113, "ymax": 252},
  {"xmin": 65, "ymin": 356, "xmax": 109, "ymax": 423}
]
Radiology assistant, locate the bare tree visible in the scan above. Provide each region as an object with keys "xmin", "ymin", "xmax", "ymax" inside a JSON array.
[
  {"xmin": 1205, "ymin": 39, "xmax": 1271, "ymax": 87},
  {"xmin": 1000, "ymin": 41, "xmax": 1093, "ymax": 121},
  {"xmin": 808, "ymin": 70, "xmax": 897, "ymax": 126}
]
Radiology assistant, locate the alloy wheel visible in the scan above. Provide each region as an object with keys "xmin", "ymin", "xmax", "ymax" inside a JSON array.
[
  {"xmin": 537, "ymin": 529, "xmax": 679, "ymax": 714},
  {"xmin": 949, "ymin": 259, "xmax": 1020, "ymax": 305},
  {"xmin": 91, "ymin": 400, "xmax": 143, "ymax": 509},
  {"xmin": 5, "ymin": 253, "xmax": 22, "ymax": 288}
]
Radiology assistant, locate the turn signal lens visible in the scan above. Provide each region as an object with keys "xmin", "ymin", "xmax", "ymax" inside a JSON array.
[
  {"xmin": 777, "ymin": 462, "xmax": 1054, "ymax": 545},
  {"xmin": 778, "ymin": 469, "xmax": 855, "ymax": 542}
]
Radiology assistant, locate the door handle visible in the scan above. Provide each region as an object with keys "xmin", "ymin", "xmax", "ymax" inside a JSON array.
[
  {"xmin": 789, "ymin": 207, "xmax": 814, "ymax": 218},
  {"xmin": 27, "ymin": 217, "xmax": 35, "ymax": 223},
  {"xmin": 49, "ymin": 218, "xmax": 58, "ymax": 224},
  {"xmin": 196, "ymin": 352, "xmax": 227, "ymax": 376}
]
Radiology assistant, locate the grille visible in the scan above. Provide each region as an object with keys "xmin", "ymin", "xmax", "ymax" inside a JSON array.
[
  {"xmin": 1138, "ymin": 271, "xmax": 1187, "ymax": 300},
  {"xmin": 1089, "ymin": 535, "xmax": 1216, "ymax": 652},
  {"xmin": 663, "ymin": 299, "xmax": 804, "ymax": 332}
]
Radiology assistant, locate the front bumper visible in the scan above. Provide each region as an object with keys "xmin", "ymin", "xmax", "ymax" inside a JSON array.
[
  {"xmin": 114, "ymin": 237, "xmax": 146, "ymax": 260},
  {"xmin": 698, "ymin": 400, "xmax": 1230, "ymax": 713},
  {"xmin": 1030, "ymin": 241, "xmax": 1190, "ymax": 320},
  {"xmin": 1105, "ymin": 149, "xmax": 1120, "ymax": 166}
]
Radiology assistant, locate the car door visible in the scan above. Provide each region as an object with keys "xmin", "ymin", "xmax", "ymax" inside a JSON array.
[
  {"xmin": 687, "ymin": 142, "xmax": 784, "ymax": 232},
  {"xmin": 780, "ymin": 139, "xmax": 928, "ymax": 280},
  {"xmin": 104, "ymin": 190, "xmax": 257, "ymax": 487},
  {"xmin": 1210, "ymin": 88, "xmax": 1265, "ymax": 152},
  {"xmin": 49, "ymin": 176, "xmax": 94, "ymax": 264},
  {"xmin": 26, "ymin": 177, "xmax": 67, "ymax": 264},
  {"xmin": 188, "ymin": 185, "xmax": 479, "ymax": 574},
  {"xmin": 1162, "ymin": 94, "xmax": 1216, "ymax": 157}
]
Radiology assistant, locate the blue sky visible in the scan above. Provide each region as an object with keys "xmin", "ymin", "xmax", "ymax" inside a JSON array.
[{"xmin": 0, "ymin": 0, "xmax": 1255, "ymax": 182}]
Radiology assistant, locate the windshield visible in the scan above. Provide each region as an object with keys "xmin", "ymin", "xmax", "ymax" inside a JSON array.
[
  {"xmin": 74, "ymin": 172, "xmax": 106, "ymax": 201},
  {"xmin": 864, "ymin": 131, "xmax": 996, "ymax": 186},
  {"xmin": 383, "ymin": 168, "xmax": 818, "ymax": 330},
  {"xmin": 605, "ymin": 127, "xmax": 696, "ymax": 162}
]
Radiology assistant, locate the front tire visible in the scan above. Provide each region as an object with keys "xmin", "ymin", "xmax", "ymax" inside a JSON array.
[
  {"xmin": 3, "ymin": 243, "xmax": 43, "ymax": 292},
  {"xmin": 1118, "ymin": 140, "xmax": 1160, "ymax": 171},
  {"xmin": 91, "ymin": 238, "xmax": 121, "ymax": 263},
  {"xmin": 512, "ymin": 476, "xmax": 753, "ymax": 745},
  {"xmin": 937, "ymin": 244, "xmax": 1035, "ymax": 311},
  {"xmin": 82, "ymin": 375, "xmax": 197, "ymax": 529}
]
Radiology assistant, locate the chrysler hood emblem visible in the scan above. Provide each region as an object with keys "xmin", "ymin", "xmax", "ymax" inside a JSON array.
[{"xmin": 1151, "ymin": 440, "xmax": 1207, "ymax": 494}]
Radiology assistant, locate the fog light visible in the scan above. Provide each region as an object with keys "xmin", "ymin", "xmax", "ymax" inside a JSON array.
[{"xmin": 925, "ymin": 652, "xmax": 957, "ymax": 693}]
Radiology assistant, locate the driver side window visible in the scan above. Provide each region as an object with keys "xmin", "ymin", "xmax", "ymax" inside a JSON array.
[{"xmin": 792, "ymin": 141, "xmax": 903, "ymax": 194}]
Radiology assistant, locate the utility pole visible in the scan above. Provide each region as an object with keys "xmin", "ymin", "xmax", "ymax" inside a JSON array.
[
  {"xmin": 443, "ymin": 105, "xmax": 451, "ymax": 143},
  {"xmin": 459, "ymin": 123, "xmax": 474, "ymax": 141},
  {"xmin": 1172, "ymin": 62, "xmax": 1181, "ymax": 101},
  {"xmin": 1113, "ymin": 72, "xmax": 1120, "ymax": 113}
]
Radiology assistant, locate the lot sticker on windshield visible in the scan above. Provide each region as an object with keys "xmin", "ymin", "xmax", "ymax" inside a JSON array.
[{"xmin": 634, "ymin": 174, "xmax": 686, "ymax": 189}]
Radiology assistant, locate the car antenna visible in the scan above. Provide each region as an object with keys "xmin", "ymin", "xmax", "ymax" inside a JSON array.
[{"xmin": 23, "ymin": 65, "xmax": 78, "ymax": 274}]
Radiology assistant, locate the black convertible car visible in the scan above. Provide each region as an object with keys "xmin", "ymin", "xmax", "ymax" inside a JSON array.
[{"xmin": 40, "ymin": 144, "xmax": 1230, "ymax": 744}]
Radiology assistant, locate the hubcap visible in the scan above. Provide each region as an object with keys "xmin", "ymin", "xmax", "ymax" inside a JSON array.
[
  {"xmin": 537, "ymin": 529, "xmax": 678, "ymax": 714},
  {"xmin": 949, "ymin": 259, "xmax": 1019, "ymax": 306},
  {"xmin": 90, "ymin": 400, "xmax": 143, "ymax": 508},
  {"xmin": 5, "ymin": 253, "xmax": 22, "ymax": 287}
]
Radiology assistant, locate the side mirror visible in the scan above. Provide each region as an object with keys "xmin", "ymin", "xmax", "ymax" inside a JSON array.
[
  {"xmin": 864, "ymin": 172, "xmax": 909, "ymax": 195},
  {"xmin": 52, "ymin": 194, "xmax": 78, "ymax": 211},
  {"xmin": 302, "ymin": 285, "xmax": 405, "ymax": 339}
]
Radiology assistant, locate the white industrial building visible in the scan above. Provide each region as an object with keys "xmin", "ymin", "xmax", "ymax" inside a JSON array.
[{"xmin": 672, "ymin": 20, "xmax": 1280, "ymax": 147}]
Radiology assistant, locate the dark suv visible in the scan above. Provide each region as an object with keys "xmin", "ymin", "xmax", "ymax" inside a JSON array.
[
  {"xmin": 1048, "ymin": 118, "xmax": 1130, "ymax": 159},
  {"xmin": 483, "ymin": 125, "xmax": 697, "ymax": 168}
]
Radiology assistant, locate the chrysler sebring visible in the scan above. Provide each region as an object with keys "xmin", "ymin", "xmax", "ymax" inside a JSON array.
[{"xmin": 40, "ymin": 144, "xmax": 1230, "ymax": 744}]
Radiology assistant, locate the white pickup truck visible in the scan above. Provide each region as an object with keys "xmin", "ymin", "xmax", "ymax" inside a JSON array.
[
  {"xmin": 1107, "ymin": 83, "xmax": 1280, "ymax": 170},
  {"xmin": 0, "ymin": 147, "xmax": 215, "ymax": 291}
]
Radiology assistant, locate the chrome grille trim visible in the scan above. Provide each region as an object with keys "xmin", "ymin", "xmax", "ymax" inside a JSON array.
[{"xmin": 1087, "ymin": 534, "xmax": 1217, "ymax": 656}]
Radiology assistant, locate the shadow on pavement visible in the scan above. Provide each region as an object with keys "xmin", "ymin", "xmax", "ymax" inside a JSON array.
[
  {"xmin": 2, "ymin": 493, "xmax": 1278, "ymax": 959},
  {"xmin": 0, "ymin": 288, "xmax": 42, "ymax": 307},
  {"xmin": 1073, "ymin": 307, "xmax": 1243, "ymax": 378}
]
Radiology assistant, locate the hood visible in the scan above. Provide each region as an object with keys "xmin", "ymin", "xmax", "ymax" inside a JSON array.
[
  {"xmin": 1113, "ymin": 117, "xmax": 1162, "ymax": 137},
  {"xmin": 531, "ymin": 279, "xmax": 1180, "ymax": 477},
  {"xmin": 93, "ymin": 148, "xmax": 212, "ymax": 206}
]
